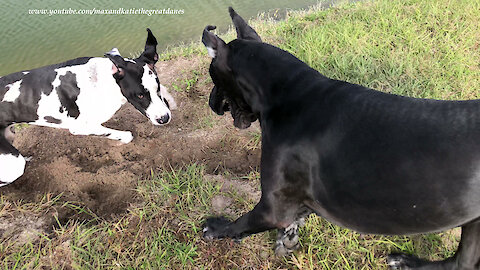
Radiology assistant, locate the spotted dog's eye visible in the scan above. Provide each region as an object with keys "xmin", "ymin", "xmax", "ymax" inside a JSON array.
[
  {"xmin": 149, "ymin": 70, "xmax": 153, "ymax": 75},
  {"xmin": 137, "ymin": 94, "xmax": 144, "ymax": 99}
]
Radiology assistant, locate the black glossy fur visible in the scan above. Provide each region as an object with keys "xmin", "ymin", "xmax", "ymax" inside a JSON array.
[{"xmin": 202, "ymin": 8, "xmax": 480, "ymax": 269}]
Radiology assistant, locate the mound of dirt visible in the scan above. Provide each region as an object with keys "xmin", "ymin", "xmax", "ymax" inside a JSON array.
[
  {"xmin": 206, "ymin": 174, "xmax": 261, "ymax": 217},
  {"xmin": 0, "ymin": 214, "xmax": 49, "ymax": 247},
  {"xmin": 0, "ymin": 56, "xmax": 261, "ymax": 220}
]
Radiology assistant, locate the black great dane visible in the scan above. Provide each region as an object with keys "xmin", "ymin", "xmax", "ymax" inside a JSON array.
[{"xmin": 202, "ymin": 8, "xmax": 480, "ymax": 269}]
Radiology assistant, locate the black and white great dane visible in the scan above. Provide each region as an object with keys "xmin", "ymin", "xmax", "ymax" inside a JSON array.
[
  {"xmin": 0, "ymin": 29, "xmax": 175, "ymax": 187},
  {"xmin": 202, "ymin": 8, "xmax": 480, "ymax": 269}
]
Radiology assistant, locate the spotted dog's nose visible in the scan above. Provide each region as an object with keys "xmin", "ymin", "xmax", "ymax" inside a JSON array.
[{"xmin": 156, "ymin": 114, "xmax": 170, "ymax": 125}]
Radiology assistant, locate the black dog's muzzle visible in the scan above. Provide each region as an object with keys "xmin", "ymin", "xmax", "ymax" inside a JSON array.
[
  {"xmin": 209, "ymin": 86, "xmax": 229, "ymax": 115},
  {"xmin": 209, "ymin": 86, "xmax": 257, "ymax": 129}
]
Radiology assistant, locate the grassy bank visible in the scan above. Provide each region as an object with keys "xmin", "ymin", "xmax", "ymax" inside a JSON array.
[{"xmin": 2, "ymin": 0, "xmax": 480, "ymax": 269}]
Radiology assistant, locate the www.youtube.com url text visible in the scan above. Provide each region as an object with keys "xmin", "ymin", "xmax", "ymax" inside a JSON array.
[{"xmin": 28, "ymin": 8, "xmax": 185, "ymax": 17}]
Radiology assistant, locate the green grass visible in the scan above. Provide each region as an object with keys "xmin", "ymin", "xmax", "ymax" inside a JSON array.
[
  {"xmin": 2, "ymin": 0, "xmax": 479, "ymax": 269},
  {"xmin": 0, "ymin": 165, "xmax": 461, "ymax": 269},
  {"xmin": 195, "ymin": 111, "xmax": 217, "ymax": 129},
  {"xmin": 1, "ymin": 166, "xmax": 218, "ymax": 269},
  {"xmin": 259, "ymin": 0, "xmax": 480, "ymax": 100},
  {"xmin": 171, "ymin": 69, "xmax": 201, "ymax": 93},
  {"xmin": 68, "ymin": 165, "xmax": 219, "ymax": 269},
  {"xmin": 159, "ymin": 43, "xmax": 206, "ymax": 61},
  {"xmin": 242, "ymin": 131, "xmax": 262, "ymax": 151}
]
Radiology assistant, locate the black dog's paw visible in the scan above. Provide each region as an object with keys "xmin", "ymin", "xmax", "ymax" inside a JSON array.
[
  {"xmin": 387, "ymin": 253, "xmax": 425, "ymax": 270},
  {"xmin": 202, "ymin": 216, "xmax": 231, "ymax": 240}
]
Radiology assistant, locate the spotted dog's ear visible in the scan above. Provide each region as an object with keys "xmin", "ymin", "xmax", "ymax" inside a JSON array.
[
  {"xmin": 105, "ymin": 48, "xmax": 126, "ymax": 80},
  {"xmin": 202, "ymin": 25, "xmax": 227, "ymax": 59},
  {"xmin": 137, "ymin": 28, "xmax": 159, "ymax": 69},
  {"xmin": 229, "ymin": 7, "xmax": 262, "ymax": 42}
]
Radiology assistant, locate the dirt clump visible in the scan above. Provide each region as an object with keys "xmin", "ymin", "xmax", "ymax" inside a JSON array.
[{"xmin": 0, "ymin": 214, "xmax": 50, "ymax": 247}]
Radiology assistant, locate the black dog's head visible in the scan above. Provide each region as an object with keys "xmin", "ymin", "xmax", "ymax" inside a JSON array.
[
  {"xmin": 105, "ymin": 29, "xmax": 171, "ymax": 126},
  {"xmin": 202, "ymin": 7, "xmax": 262, "ymax": 129}
]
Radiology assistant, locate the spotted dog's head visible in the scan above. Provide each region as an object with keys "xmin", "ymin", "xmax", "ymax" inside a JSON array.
[
  {"xmin": 202, "ymin": 8, "xmax": 262, "ymax": 129},
  {"xmin": 105, "ymin": 29, "xmax": 171, "ymax": 125}
]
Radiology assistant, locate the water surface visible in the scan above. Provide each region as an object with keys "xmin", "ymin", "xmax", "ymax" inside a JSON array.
[{"xmin": 0, "ymin": 0, "xmax": 322, "ymax": 75}]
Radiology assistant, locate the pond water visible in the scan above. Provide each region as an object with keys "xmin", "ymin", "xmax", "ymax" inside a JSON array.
[{"xmin": 0, "ymin": 0, "xmax": 325, "ymax": 75}]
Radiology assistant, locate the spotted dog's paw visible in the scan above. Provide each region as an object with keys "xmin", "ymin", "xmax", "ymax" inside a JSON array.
[
  {"xmin": 107, "ymin": 131, "xmax": 133, "ymax": 144},
  {"xmin": 202, "ymin": 216, "xmax": 231, "ymax": 240},
  {"xmin": 0, "ymin": 153, "xmax": 26, "ymax": 187},
  {"xmin": 118, "ymin": 131, "xmax": 133, "ymax": 144},
  {"xmin": 387, "ymin": 253, "xmax": 425, "ymax": 270}
]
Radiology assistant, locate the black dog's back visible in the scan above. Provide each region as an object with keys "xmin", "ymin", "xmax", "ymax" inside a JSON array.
[{"xmin": 302, "ymin": 82, "xmax": 480, "ymax": 234}]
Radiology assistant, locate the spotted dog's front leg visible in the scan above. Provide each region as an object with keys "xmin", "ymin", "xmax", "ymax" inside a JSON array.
[
  {"xmin": 0, "ymin": 130, "xmax": 26, "ymax": 187},
  {"xmin": 160, "ymin": 84, "xmax": 177, "ymax": 110},
  {"xmin": 69, "ymin": 125, "xmax": 133, "ymax": 144}
]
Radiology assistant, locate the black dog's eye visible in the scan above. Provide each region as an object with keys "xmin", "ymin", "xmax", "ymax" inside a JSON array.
[{"xmin": 137, "ymin": 94, "xmax": 144, "ymax": 99}]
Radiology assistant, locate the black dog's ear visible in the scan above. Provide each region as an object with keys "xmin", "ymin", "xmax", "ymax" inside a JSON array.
[
  {"xmin": 137, "ymin": 28, "xmax": 159, "ymax": 65},
  {"xmin": 202, "ymin": 25, "xmax": 227, "ymax": 58},
  {"xmin": 229, "ymin": 7, "xmax": 262, "ymax": 42},
  {"xmin": 105, "ymin": 48, "xmax": 126, "ymax": 79}
]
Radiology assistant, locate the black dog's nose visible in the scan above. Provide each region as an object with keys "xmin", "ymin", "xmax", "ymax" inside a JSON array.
[{"xmin": 156, "ymin": 114, "xmax": 170, "ymax": 124}]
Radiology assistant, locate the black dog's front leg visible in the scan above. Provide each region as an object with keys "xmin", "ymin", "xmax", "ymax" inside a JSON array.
[{"xmin": 203, "ymin": 198, "xmax": 276, "ymax": 240}]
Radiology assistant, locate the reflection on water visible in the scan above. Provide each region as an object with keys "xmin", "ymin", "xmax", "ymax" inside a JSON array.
[{"xmin": 0, "ymin": 0, "xmax": 321, "ymax": 75}]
